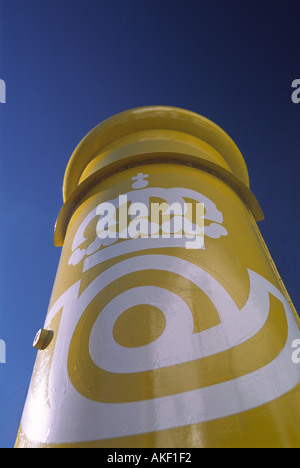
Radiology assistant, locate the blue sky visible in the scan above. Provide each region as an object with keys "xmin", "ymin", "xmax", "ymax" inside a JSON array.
[{"xmin": 0, "ymin": 0, "xmax": 299, "ymax": 448}]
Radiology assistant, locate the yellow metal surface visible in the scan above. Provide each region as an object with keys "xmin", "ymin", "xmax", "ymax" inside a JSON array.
[
  {"xmin": 15, "ymin": 107, "xmax": 300, "ymax": 448},
  {"xmin": 62, "ymin": 106, "xmax": 250, "ymax": 201}
]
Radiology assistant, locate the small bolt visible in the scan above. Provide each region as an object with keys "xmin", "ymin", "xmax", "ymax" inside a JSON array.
[{"xmin": 33, "ymin": 329, "xmax": 54, "ymax": 350}]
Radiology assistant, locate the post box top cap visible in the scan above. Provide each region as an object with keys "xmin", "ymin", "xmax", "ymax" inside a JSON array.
[{"xmin": 63, "ymin": 106, "xmax": 250, "ymax": 201}]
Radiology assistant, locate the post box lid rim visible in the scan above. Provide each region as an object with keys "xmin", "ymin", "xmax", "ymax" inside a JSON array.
[{"xmin": 63, "ymin": 106, "xmax": 250, "ymax": 201}]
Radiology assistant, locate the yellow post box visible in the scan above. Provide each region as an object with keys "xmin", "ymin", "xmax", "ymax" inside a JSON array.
[{"xmin": 15, "ymin": 106, "xmax": 300, "ymax": 448}]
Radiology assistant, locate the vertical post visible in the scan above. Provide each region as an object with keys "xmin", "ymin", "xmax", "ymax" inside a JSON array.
[{"xmin": 15, "ymin": 106, "xmax": 300, "ymax": 448}]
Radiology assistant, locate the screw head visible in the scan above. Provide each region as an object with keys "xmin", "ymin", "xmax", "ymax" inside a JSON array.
[{"xmin": 33, "ymin": 329, "xmax": 54, "ymax": 350}]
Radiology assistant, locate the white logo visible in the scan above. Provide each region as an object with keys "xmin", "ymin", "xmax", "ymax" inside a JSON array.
[
  {"xmin": 68, "ymin": 179, "xmax": 228, "ymax": 269},
  {"xmin": 21, "ymin": 255, "xmax": 300, "ymax": 444},
  {"xmin": 20, "ymin": 173, "xmax": 300, "ymax": 445}
]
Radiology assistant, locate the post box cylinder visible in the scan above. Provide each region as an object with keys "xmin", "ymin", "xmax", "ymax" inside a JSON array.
[{"xmin": 15, "ymin": 106, "xmax": 300, "ymax": 448}]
